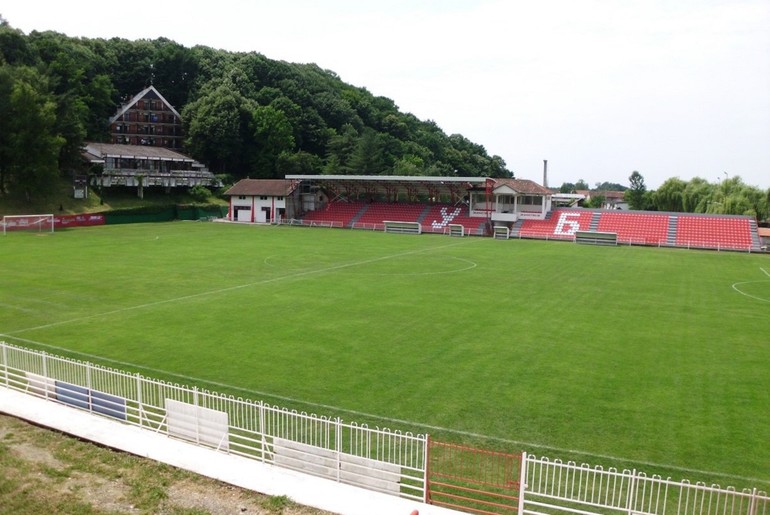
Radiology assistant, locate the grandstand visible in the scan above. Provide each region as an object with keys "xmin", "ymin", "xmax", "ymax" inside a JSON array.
[
  {"xmin": 597, "ymin": 211, "xmax": 670, "ymax": 246},
  {"xmin": 514, "ymin": 209, "xmax": 595, "ymax": 240},
  {"xmin": 675, "ymin": 214, "xmax": 756, "ymax": 251},
  {"xmin": 253, "ymin": 174, "xmax": 764, "ymax": 252}
]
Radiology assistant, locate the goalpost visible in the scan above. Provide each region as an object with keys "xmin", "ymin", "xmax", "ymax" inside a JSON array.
[
  {"xmin": 445, "ymin": 224, "xmax": 465, "ymax": 237},
  {"xmin": 383, "ymin": 220, "xmax": 422, "ymax": 235},
  {"xmin": 1, "ymin": 214, "xmax": 55, "ymax": 235},
  {"xmin": 493, "ymin": 226, "xmax": 510, "ymax": 239}
]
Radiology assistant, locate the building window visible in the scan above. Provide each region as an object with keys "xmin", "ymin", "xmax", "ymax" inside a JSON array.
[
  {"xmin": 521, "ymin": 195, "xmax": 543, "ymax": 206},
  {"xmin": 260, "ymin": 196, "xmax": 268, "ymax": 200},
  {"xmin": 238, "ymin": 196, "xmax": 246, "ymax": 200}
]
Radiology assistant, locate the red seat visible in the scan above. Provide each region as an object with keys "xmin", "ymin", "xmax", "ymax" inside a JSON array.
[
  {"xmin": 675, "ymin": 215, "xmax": 753, "ymax": 249},
  {"xmin": 518, "ymin": 209, "xmax": 594, "ymax": 240},
  {"xmin": 596, "ymin": 211, "xmax": 669, "ymax": 245}
]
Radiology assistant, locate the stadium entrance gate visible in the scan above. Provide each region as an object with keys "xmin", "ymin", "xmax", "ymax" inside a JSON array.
[{"xmin": 427, "ymin": 439, "xmax": 521, "ymax": 514}]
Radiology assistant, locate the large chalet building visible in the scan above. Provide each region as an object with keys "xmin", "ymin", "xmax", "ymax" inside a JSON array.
[
  {"xmin": 109, "ymin": 85, "xmax": 184, "ymax": 149},
  {"xmin": 84, "ymin": 86, "xmax": 218, "ymax": 197}
]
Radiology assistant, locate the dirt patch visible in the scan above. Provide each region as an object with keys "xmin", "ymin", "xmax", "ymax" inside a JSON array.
[
  {"xmin": 0, "ymin": 413, "xmax": 332, "ymax": 514},
  {"xmin": 10, "ymin": 441, "xmax": 64, "ymax": 469}
]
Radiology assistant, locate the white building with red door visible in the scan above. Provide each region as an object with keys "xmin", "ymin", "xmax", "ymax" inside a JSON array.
[{"xmin": 224, "ymin": 179, "xmax": 300, "ymax": 223}]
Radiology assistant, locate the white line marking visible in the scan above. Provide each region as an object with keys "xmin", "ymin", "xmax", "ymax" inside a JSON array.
[
  {"xmin": 731, "ymin": 268, "xmax": 770, "ymax": 303},
  {"xmin": 0, "ymin": 303, "xmax": 35, "ymax": 313},
  {"xmin": 1, "ymin": 334, "xmax": 766, "ymax": 485},
  {"xmin": 6, "ymin": 241, "xmax": 470, "ymax": 336},
  {"xmin": 732, "ymin": 281, "xmax": 770, "ymax": 303},
  {"xmin": 346, "ymin": 256, "xmax": 478, "ymax": 276}
]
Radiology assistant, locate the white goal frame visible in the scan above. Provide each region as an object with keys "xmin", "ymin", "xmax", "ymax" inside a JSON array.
[
  {"xmin": 383, "ymin": 220, "xmax": 421, "ymax": 235},
  {"xmin": 493, "ymin": 225, "xmax": 510, "ymax": 239},
  {"xmin": 445, "ymin": 223, "xmax": 466, "ymax": 237},
  {"xmin": 1, "ymin": 214, "xmax": 55, "ymax": 235}
]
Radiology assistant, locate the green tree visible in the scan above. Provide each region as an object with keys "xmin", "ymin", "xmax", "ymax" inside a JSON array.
[
  {"xmin": 348, "ymin": 128, "xmax": 385, "ymax": 175},
  {"xmin": 682, "ymin": 177, "xmax": 714, "ymax": 212},
  {"xmin": 250, "ymin": 104, "xmax": 295, "ymax": 178},
  {"xmin": 183, "ymin": 79, "xmax": 258, "ymax": 175},
  {"xmin": 488, "ymin": 155, "xmax": 511, "ymax": 178},
  {"xmin": 0, "ymin": 65, "xmax": 13, "ymax": 193},
  {"xmin": 150, "ymin": 39, "xmax": 198, "ymax": 108},
  {"xmin": 276, "ymin": 150, "xmax": 322, "ymax": 176},
  {"xmin": 54, "ymin": 91, "xmax": 88, "ymax": 171},
  {"xmin": 393, "ymin": 154, "xmax": 424, "ymax": 176},
  {"xmin": 324, "ymin": 124, "xmax": 358, "ymax": 174},
  {"xmin": 710, "ymin": 176, "xmax": 768, "ymax": 219},
  {"xmin": 0, "ymin": 23, "xmax": 36, "ymax": 66},
  {"xmin": 586, "ymin": 194, "xmax": 605, "ymax": 208},
  {"xmin": 594, "ymin": 181, "xmax": 626, "ymax": 191},
  {"xmin": 653, "ymin": 177, "xmax": 686, "ymax": 212},
  {"xmin": 1, "ymin": 67, "xmax": 64, "ymax": 200},
  {"xmin": 574, "ymin": 179, "xmax": 589, "ymax": 190},
  {"xmin": 625, "ymin": 171, "xmax": 647, "ymax": 210}
]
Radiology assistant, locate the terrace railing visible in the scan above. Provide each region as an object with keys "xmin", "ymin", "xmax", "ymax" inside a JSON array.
[{"xmin": 1, "ymin": 341, "xmax": 768, "ymax": 514}]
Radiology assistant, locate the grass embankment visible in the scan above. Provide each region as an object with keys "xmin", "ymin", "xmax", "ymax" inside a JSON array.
[{"xmin": 0, "ymin": 177, "xmax": 227, "ymax": 216}]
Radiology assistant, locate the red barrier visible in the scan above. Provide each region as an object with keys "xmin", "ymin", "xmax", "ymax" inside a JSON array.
[{"xmin": 54, "ymin": 214, "xmax": 105, "ymax": 228}]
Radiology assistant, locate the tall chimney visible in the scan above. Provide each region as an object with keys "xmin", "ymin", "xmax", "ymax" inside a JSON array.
[{"xmin": 543, "ymin": 160, "xmax": 548, "ymax": 188}]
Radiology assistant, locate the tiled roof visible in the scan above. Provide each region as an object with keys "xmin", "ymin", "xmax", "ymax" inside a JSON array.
[
  {"xmin": 224, "ymin": 179, "xmax": 296, "ymax": 197},
  {"xmin": 493, "ymin": 178, "xmax": 551, "ymax": 195},
  {"xmin": 600, "ymin": 190, "xmax": 626, "ymax": 199}
]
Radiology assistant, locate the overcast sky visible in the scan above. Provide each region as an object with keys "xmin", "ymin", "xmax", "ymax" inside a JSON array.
[{"xmin": 3, "ymin": 0, "xmax": 769, "ymax": 189}]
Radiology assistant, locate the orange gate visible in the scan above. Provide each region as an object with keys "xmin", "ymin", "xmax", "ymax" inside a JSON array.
[{"xmin": 427, "ymin": 438, "xmax": 522, "ymax": 514}]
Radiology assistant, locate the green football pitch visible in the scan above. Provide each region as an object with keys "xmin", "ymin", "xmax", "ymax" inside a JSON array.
[{"xmin": 1, "ymin": 222, "xmax": 768, "ymax": 486}]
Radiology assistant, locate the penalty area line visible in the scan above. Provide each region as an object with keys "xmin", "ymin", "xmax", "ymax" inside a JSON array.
[{"xmin": 1, "ymin": 335, "xmax": 765, "ymax": 486}]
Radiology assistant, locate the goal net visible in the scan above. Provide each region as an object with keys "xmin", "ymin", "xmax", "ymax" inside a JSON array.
[{"xmin": 2, "ymin": 214, "xmax": 55, "ymax": 235}]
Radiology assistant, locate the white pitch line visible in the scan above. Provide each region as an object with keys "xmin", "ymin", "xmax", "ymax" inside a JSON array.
[
  {"xmin": 6, "ymin": 240, "xmax": 470, "ymax": 336},
  {"xmin": 732, "ymin": 281, "xmax": 770, "ymax": 303},
  {"xmin": 731, "ymin": 267, "xmax": 770, "ymax": 303},
  {"xmin": 1, "ymin": 334, "xmax": 766, "ymax": 485}
]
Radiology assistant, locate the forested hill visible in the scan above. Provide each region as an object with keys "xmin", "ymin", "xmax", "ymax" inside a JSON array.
[{"xmin": 0, "ymin": 21, "xmax": 511, "ymax": 198}]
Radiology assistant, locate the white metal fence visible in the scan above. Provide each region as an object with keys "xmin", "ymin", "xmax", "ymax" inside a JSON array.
[
  {"xmin": 0, "ymin": 341, "xmax": 427, "ymax": 501},
  {"xmin": 1, "ymin": 341, "xmax": 768, "ymax": 514},
  {"xmin": 519, "ymin": 454, "xmax": 768, "ymax": 515}
]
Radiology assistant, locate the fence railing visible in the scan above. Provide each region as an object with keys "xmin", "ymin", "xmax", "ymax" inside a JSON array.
[
  {"xmin": 1, "ymin": 341, "xmax": 768, "ymax": 515},
  {"xmin": 520, "ymin": 454, "xmax": 769, "ymax": 515},
  {"xmin": 0, "ymin": 341, "xmax": 427, "ymax": 501}
]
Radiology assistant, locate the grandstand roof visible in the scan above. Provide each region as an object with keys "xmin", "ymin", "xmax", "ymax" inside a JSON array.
[
  {"xmin": 224, "ymin": 179, "xmax": 298, "ymax": 197},
  {"xmin": 284, "ymin": 175, "xmax": 553, "ymax": 201},
  {"xmin": 286, "ymin": 174, "xmax": 503, "ymax": 200},
  {"xmin": 287, "ymin": 174, "xmax": 488, "ymax": 183}
]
